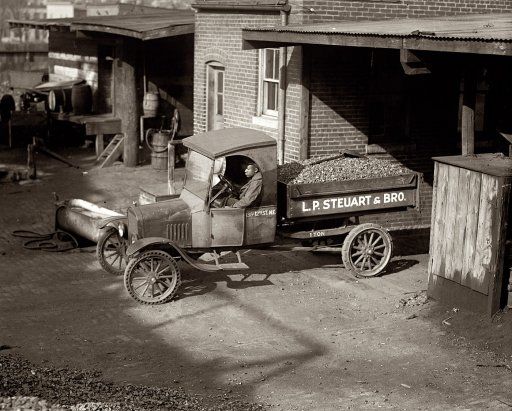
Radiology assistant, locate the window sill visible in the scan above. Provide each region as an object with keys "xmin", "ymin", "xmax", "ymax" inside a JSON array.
[{"xmin": 252, "ymin": 115, "xmax": 278, "ymax": 129}]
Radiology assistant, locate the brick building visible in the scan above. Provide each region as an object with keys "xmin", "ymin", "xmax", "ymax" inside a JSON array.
[{"xmin": 192, "ymin": 0, "xmax": 512, "ymax": 230}]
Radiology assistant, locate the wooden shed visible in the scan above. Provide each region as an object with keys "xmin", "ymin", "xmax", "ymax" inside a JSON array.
[
  {"xmin": 428, "ymin": 155, "xmax": 512, "ymax": 316},
  {"xmin": 10, "ymin": 10, "xmax": 194, "ymax": 167}
]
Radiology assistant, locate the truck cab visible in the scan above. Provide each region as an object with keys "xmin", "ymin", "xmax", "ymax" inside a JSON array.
[{"xmin": 126, "ymin": 128, "xmax": 277, "ymax": 253}]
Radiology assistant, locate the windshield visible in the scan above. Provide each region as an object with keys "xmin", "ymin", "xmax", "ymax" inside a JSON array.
[{"xmin": 184, "ymin": 150, "xmax": 213, "ymax": 200}]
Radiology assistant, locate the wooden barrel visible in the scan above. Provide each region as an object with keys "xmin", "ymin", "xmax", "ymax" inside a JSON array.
[
  {"xmin": 48, "ymin": 88, "xmax": 72, "ymax": 112},
  {"xmin": 150, "ymin": 131, "xmax": 169, "ymax": 170},
  {"xmin": 71, "ymin": 83, "xmax": 92, "ymax": 115},
  {"xmin": 143, "ymin": 92, "xmax": 159, "ymax": 117}
]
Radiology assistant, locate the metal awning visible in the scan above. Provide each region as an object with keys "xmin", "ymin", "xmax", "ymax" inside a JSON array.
[
  {"xmin": 242, "ymin": 13, "xmax": 512, "ymax": 56},
  {"xmin": 9, "ymin": 10, "xmax": 194, "ymax": 41}
]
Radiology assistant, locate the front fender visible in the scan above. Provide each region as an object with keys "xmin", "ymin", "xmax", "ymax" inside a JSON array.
[
  {"xmin": 97, "ymin": 216, "xmax": 127, "ymax": 230},
  {"xmin": 126, "ymin": 237, "xmax": 223, "ymax": 273},
  {"xmin": 126, "ymin": 237, "xmax": 175, "ymax": 257}
]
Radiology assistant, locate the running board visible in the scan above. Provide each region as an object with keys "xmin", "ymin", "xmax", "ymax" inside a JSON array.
[
  {"xmin": 183, "ymin": 250, "xmax": 249, "ymax": 272},
  {"xmin": 217, "ymin": 262, "xmax": 249, "ymax": 270}
]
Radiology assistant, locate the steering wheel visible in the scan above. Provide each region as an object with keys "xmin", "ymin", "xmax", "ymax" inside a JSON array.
[
  {"xmin": 210, "ymin": 174, "xmax": 234, "ymax": 208},
  {"xmin": 217, "ymin": 174, "xmax": 234, "ymax": 194}
]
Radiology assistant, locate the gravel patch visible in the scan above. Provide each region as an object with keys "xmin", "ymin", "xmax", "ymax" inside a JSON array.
[{"xmin": 0, "ymin": 353, "xmax": 265, "ymax": 411}]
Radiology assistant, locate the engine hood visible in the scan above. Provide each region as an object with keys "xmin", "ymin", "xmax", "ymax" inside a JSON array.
[{"xmin": 128, "ymin": 198, "xmax": 192, "ymax": 245}]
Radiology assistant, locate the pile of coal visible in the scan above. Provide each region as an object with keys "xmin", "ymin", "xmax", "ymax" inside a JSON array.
[
  {"xmin": 278, "ymin": 155, "xmax": 412, "ymax": 184},
  {"xmin": 0, "ymin": 353, "xmax": 265, "ymax": 411}
]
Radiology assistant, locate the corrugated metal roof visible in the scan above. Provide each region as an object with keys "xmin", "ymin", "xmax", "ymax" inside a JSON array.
[
  {"xmin": 243, "ymin": 13, "xmax": 512, "ymax": 55},
  {"xmin": 246, "ymin": 13, "xmax": 512, "ymax": 42},
  {"xmin": 9, "ymin": 10, "xmax": 194, "ymax": 40}
]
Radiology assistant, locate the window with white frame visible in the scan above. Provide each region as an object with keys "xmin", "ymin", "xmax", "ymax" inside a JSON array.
[{"xmin": 259, "ymin": 48, "xmax": 280, "ymax": 117}]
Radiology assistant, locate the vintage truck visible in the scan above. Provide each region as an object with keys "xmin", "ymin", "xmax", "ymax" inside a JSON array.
[{"xmin": 109, "ymin": 127, "xmax": 420, "ymax": 305}]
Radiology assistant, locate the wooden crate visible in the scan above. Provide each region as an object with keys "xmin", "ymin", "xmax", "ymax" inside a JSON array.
[{"xmin": 428, "ymin": 154, "xmax": 512, "ymax": 316}]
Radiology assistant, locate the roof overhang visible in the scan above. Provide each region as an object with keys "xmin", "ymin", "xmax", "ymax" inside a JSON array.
[
  {"xmin": 242, "ymin": 13, "xmax": 512, "ymax": 56},
  {"xmin": 9, "ymin": 19, "xmax": 72, "ymax": 31},
  {"xmin": 192, "ymin": 0, "xmax": 290, "ymax": 12},
  {"xmin": 70, "ymin": 20, "xmax": 194, "ymax": 41},
  {"xmin": 9, "ymin": 11, "xmax": 195, "ymax": 41}
]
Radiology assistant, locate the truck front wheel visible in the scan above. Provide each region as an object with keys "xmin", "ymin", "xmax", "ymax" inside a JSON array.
[
  {"xmin": 96, "ymin": 228, "xmax": 127, "ymax": 276},
  {"xmin": 341, "ymin": 223, "xmax": 393, "ymax": 278},
  {"xmin": 124, "ymin": 250, "xmax": 181, "ymax": 305}
]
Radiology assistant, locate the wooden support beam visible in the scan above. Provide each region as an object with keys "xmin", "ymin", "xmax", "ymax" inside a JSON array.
[
  {"xmin": 400, "ymin": 49, "xmax": 431, "ymax": 75},
  {"xmin": 461, "ymin": 69, "xmax": 476, "ymax": 156},
  {"xmin": 114, "ymin": 39, "xmax": 143, "ymax": 167},
  {"xmin": 400, "ymin": 49, "xmax": 422, "ymax": 64}
]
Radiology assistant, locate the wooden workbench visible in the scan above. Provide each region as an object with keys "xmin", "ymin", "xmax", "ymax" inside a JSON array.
[{"xmin": 50, "ymin": 113, "xmax": 121, "ymax": 156}]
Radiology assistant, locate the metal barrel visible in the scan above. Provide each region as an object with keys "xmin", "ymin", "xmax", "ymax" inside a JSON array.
[{"xmin": 71, "ymin": 84, "xmax": 92, "ymax": 115}]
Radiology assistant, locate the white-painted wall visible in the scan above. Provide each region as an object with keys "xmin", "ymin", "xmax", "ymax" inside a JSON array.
[{"xmin": 47, "ymin": 2, "xmax": 74, "ymax": 19}]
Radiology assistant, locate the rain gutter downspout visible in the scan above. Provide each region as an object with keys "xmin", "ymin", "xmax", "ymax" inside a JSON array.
[{"xmin": 277, "ymin": 8, "xmax": 289, "ymax": 165}]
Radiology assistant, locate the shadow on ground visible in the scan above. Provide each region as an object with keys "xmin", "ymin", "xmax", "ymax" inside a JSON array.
[{"xmin": 0, "ymin": 146, "xmax": 332, "ymax": 407}]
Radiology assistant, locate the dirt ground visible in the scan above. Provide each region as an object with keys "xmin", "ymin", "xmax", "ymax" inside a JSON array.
[{"xmin": 1, "ymin": 144, "xmax": 512, "ymax": 410}]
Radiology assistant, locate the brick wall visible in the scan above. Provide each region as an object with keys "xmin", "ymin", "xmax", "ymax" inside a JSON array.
[
  {"xmin": 302, "ymin": 0, "xmax": 512, "ymax": 22},
  {"xmin": 306, "ymin": 45, "xmax": 465, "ymax": 228},
  {"xmin": 194, "ymin": 11, "xmax": 283, "ymax": 135},
  {"xmin": 193, "ymin": 1, "xmax": 511, "ymax": 231},
  {"xmin": 308, "ymin": 46, "xmax": 370, "ymax": 158},
  {"xmin": 283, "ymin": 45, "xmax": 304, "ymax": 162}
]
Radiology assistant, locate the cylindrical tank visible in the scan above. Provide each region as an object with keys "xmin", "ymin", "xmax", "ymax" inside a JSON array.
[
  {"xmin": 71, "ymin": 83, "xmax": 92, "ymax": 115},
  {"xmin": 143, "ymin": 92, "xmax": 159, "ymax": 117}
]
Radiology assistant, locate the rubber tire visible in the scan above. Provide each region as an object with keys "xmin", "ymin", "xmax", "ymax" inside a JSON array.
[
  {"xmin": 341, "ymin": 223, "xmax": 393, "ymax": 278},
  {"xmin": 96, "ymin": 228, "xmax": 127, "ymax": 276},
  {"xmin": 124, "ymin": 250, "xmax": 181, "ymax": 305}
]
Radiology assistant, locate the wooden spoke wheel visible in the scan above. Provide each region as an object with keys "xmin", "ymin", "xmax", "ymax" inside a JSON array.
[
  {"xmin": 341, "ymin": 223, "xmax": 393, "ymax": 278},
  {"xmin": 96, "ymin": 228, "xmax": 127, "ymax": 276},
  {"xmin": 124, "ymin": 250, "xmax": 181, "ymax": 305}
]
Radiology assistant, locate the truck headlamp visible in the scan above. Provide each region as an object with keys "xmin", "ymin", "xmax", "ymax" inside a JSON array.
[{"xmin": 117, "ymin": 223, "xmax": 126, "ymax": 238}]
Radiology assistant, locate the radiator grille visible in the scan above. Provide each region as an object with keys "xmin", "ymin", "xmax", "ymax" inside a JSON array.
[
  {"xmin": 168, "ymin": 223, "xmax": 189, "ymax": 243},
  {"xmin": 127, "ymin": 208, "xmax": 138, "ymax": 239}
]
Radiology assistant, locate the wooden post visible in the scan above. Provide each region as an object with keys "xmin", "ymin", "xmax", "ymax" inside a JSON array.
[
  {"xmin": 27, "ymin": 143, "xmax": 36, "ymax": 179},
  {"xmin": 7, "ymin": 119, "xmax": 11, "ymax": 148},
  {"xmin": 115, "ymin": 39, "xmax": 142, "ymax": 167},
  {"xmin": 461, "ymin": 69, "xmax": 476, "ymax": 156},
  {"xmin": 299, "ymin": 46, "xmax": 311, "ymax": 161},
  {"xmin": 95, "ymin": 134, "xmax": 104, "ymax": 158}
]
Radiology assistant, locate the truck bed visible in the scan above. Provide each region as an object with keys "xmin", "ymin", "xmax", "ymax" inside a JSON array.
[{"xmin": 277, "ymin": 173, "xmax": 419, "ymax": 219}]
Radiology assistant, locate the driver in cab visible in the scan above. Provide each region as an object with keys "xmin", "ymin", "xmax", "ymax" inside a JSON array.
[{"xmin": 226, "ymin": 163, "xmax": 262, "ymax": 208}]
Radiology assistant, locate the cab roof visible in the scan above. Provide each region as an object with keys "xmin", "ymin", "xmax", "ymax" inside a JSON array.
[{"xmin": 182, "ymin": 128, "xmax": 276, "ymax": 158}]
